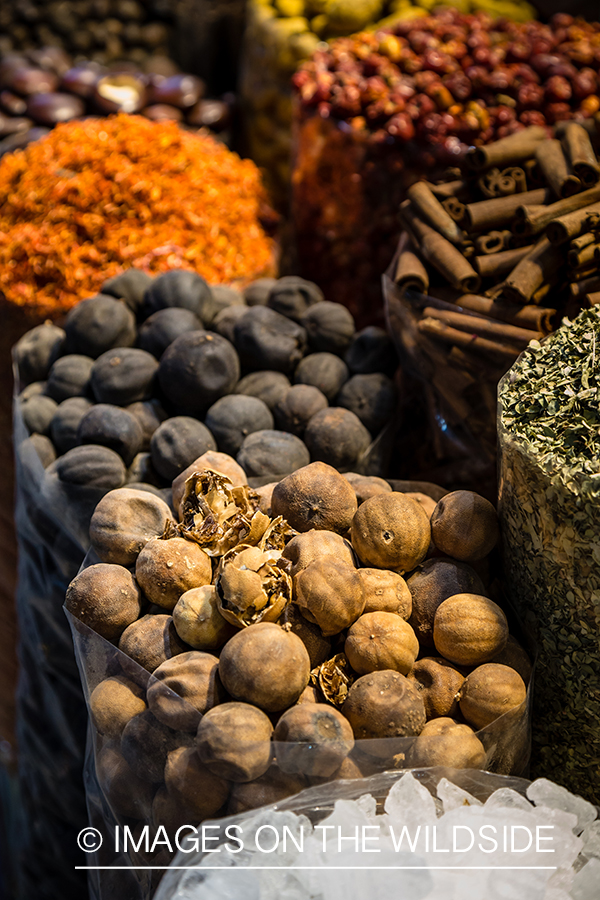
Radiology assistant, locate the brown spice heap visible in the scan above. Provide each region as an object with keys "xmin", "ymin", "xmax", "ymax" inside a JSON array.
[{"xmin": 0, "ymin": 114, "xmax": 276, "ymax": 317}]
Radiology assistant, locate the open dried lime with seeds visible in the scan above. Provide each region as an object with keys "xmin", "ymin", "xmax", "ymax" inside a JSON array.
[
  {"xmin": 311, "ymin": 653, "xmax": 356, "ymax": 708},
  {"xmin": 215, "ymin": 544, "xmax": 292, "ymax": 628},
  {"xmin": 172, "ymin": 468, "xmax": 270, "ymax": 557}
]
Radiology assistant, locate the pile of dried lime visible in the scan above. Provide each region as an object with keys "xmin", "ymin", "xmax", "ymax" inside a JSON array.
[{"xmin": 66, "ymin": 457, "xmax": 531, "ymax": 838}]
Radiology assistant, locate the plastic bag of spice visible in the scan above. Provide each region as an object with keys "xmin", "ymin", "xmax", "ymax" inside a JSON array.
[
  {"xmin": 11, "ymin": 359, "xmax": 123, "ymax": 899},
  {"xmin": 65, "ymin": 528, "xmax": 534, "ymax": 900},
  {"xmin": 498, "ymin": 306, "xmax": 600, "ymax": 807}
]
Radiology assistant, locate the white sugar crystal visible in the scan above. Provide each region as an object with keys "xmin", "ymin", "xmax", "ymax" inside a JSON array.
[
  {"xmin": 571, "ymin": 857, "xmax": 600, "ymax": 900},
  {"xmin": 384, "ymin": 772, "xmax": 438, "ymax": 823},
  {"xmin": 437, "ymin": 778, "xmax": 482, "ymax": 811},
  {"xmin": 580, "ymin": 821, "xmax": 600, "ymax": 861},
  {"xmin": 485, "ymin": 788, "xmax": 533, "ymax": 813},
  {"xmin": 356, "ymin": 793, "xmax": 378, "ymax": 821},
  {"xmin": 526, "ymin": 779, "xmax": 597, "ymax": 834}
]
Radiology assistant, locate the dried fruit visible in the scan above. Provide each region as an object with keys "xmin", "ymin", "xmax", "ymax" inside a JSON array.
[
  {"xmin": 295, "ymin": 558, "xmax": 365, "ymax": 636},
  {"xmin": 172, "ymin": 585, "xmax": 237, "ymax": 651},
  {"xmin": 218, "ymin": 622, "xmax": 310, "ymax": 711},
  {"xmin": 351, "ymin": 492, "xmax": 431, "ymax": 573},
  {"xmin": 433, "ymin": 594, "xmax": 509, "ymax": 667},
  {"xmin": 196, "ymin": 701, "xmax": 273, "ymax": 782},
  {"xmin": 271, "ymin": 461, "xmax": 357, "ymax": 534},
  {"xmin": 430, "ymin": 490, "xmax": 500, "ymax": 562},
  {"xmin": 407, "ymin": 657, "xmax": 465, "ymax": 720},
  {"xmin": 147, "ymin": 651, "xmax": 224, "ymax": 732},
  {"xmin": 345, "ymin": 612, "xmax": 419, "ymax": 676},
  {"xmin": 273, "ymin": 704, "xmax": 355, "ymax": 777},
  {"xmin": 215, "ymin": 544, "xmax": 292, "ymax": 628},
  {"xmin": 405, "ymin": 717, "xmax": 486, "ymax": 769},
  {"xmin": 458, "ymin": 662, "xmax": 527, "ymax": 729}
]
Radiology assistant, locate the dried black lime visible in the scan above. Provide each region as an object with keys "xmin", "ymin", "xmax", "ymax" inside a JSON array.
[
  {"xmin": 21, "ymin": 394, "xmax": 57, "ymax": 436},
  {"xmin": 14, "ymin": 322, "xmax": 65, "ymax": 385},
  {"xmin": 233, "ymin": 306, "xmax": 306, "ymax": 374},
  {"xmin": 345, "ymin": 326, "xmax": 396, "ymax": 376},
  {"xmin": 50, "ymin": 396, "xmax": 93, "ymax": 455},
  {"xmin": 273, "ymin": 384, "xmax": 327, "ymax": 437},
  {"xmin": 46, "ymin": 354, "xmax": 94, "ymax": 402},
  {"xmin": 234, "ymin": 370, "xmax": 291, "ymax": 411},
  {"xmin": 337, "ymin": 373, "xmax": 396, "ymax": 434},
  {"xmin": 142, "ymin": 270, "xmax": 212, "ymax": 319},
  {"xmin": 267, "ymin": 276, "xmax": 323, "ymax": 321},
  {"xmin": 63, "ymin": 294, "xmax": 137, "ymax": 358},
  {"xmin": 101, "ymin": 268, "xmax": 154, "ymax": 315},
  {"xmin": 304, "ymin": 408, "xmax": 371, "ymax": 472},
  {"xmin": 237, "ymin": 429, "xmax": 310, "ymax": 480},
  {"xmin": 91, "ymin": 348, "xmax": 159, "ymax": 406},
  {"xmin": 205, "ymin": 395, "xmax": 274, "ymax": 457},
  {"xmin": 137, "ymin": 307, "xmax": 202, "ymax": 359},
  {"xmin": 301, "ymin": 301, "xmax": 355, "ymax": 356},
  {"xmin": 294, "ymin": 352, "xmax": 349, "ymax": 402},
  {"xmin": 150, "ymin": 416, "xmax": 217, "ymax": 480},
  {"xmin": 77, "ymin": 404, "xmax": 144, "ymax": 466},
  {"xmin": 158, "ymin": 331, "xmax": 240, "ymax": 414}
]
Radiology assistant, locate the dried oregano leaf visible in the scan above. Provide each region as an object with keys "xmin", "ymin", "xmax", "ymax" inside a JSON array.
[{"xmin": 498, "ymin": 307, "xmax": 600, "ymax": 804}]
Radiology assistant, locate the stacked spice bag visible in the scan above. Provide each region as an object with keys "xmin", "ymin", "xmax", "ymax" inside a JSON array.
[
  {"xmin": 2, "ymin": 118, "xmax": 274, "ymax": 898},
  {"xmin": 292, "ymin": 10, "xmax": 600, "ymax": 323},
  {"xmin": 65, "ymin": 458, "xmax": 532, "ymax": 897},
  {"xmin": 240, "ymin": 0, "xmax": 536, "ymax": 206},
  {"xmin": 11, "ymin": 269, "xmax": 397, "ymax": 896},
  {"xmin": 499, "ymin": 307, "xmax": 600, "ymax": 805},
  {"xmin": 385, "ymin": 120, "xmax": 600, "ymax": 496},
  {"xmin": 0, "ymin": 47, "xmax": 233, "ymax": 159}
]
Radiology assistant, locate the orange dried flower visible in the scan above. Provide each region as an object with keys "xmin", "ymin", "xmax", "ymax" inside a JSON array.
[{"xmin": 0, "ymin": 115, "xmax": 276, "ymax": 318}]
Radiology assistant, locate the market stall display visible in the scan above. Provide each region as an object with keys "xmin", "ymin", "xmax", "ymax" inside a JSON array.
[
  {"xmin": 11, "ymin": 267, "xmax": 398, "ymax": 896},
  {"xmin": 384, "ymin": 120, "xmax": 600, "ymax": 496},
  {"xmin": 154, "ymin": 768, "xmax": 599, "ymax": 900},
  {"xmin": 499, "ymin": 305, "xmax": 600, "ymax": 805},
  {"xmin": 240, "ymin": 0, "xmax": 536, "ymax": 207},
  {"xmin": 0, "ymin": 47, "xmax": 234, "ymax": 160},
  {"xmin": 66, "ymin": 462, "xmax": 532, "ymax": 898},
  {"xmin": 292, "ymin": 10, "xmax": 600, "ymax": 324}
]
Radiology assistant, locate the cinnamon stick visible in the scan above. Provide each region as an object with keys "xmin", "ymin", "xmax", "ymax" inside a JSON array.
[
  {"xmin": 465, "ymin": 125, "xmax": 547, "ymax": 172},
  {"xmin": 422, "ymin": 306, "xmax": 542, "ymax": 346},
  {"xmin": 400, "ymin": 207, "xmax": 481, "ymax": 294},
  {"xmin": 442, "ymin": 197, "xmax": 467, "ymax": 223},
  {"xmin": 569, "ymin": 232, "xmax": 597, "ymax": 252},
  {"xmin": 535, "ymin": 139, "xmax": 581, "ymax": 199},
  {"xmin": 545, "ymin": 200, "xmax": 600, "ymax": 244},
  {"xmin": 474, "ymin": 245, "xmax": 532, "ymax": 279},
  {"xmin": 501, "ymin": 236, "xmax": 562, "ymax": 305},
  {"xmin": 465, "ymin": 188, "xmax": 550, "ymax": 232},
  {"xmin": 475, "ymin": 231, "xmax": 508, "ymax": 255},
  {"xmin": 562, "ymin": 122, "xmax": 600, "ymax": 187},
  {"xmin": 454, "ymin": 293, "xmax": 555, "ymax": 332},
  {"xmin": 567, "ymin": 241, "xmax": 600, "ymax": 268},
  {"xmin": 394, "ymin": 241, "xmax": 430, "ymax": 292},
  {"xmin": 516, "ymin": 183, "xmax": 600, "ymax": 235},
  {"xmin": 418, "ymin": 316, "xmax": 522, "ymax": 360},
  {"xmin": 427, "ymin": 180, "xmax": 466, "ymax": 199},
  {"xmin": 407, "ymin": 181, "xmax": 464, "ymax": 243},
  {"xmin": 570, "ymin": 275, "xmax": 600, "ymax": 298}
]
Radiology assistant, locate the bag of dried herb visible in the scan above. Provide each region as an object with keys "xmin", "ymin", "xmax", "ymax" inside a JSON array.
[{"xmin": 498, "ymin": 306, "xmax": 600, "ymax": 805}]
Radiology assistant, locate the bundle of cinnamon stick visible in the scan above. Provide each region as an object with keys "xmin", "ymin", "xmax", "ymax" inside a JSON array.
[{"xmin": 396, "ymin": 121, "xmax": 600, "ymax": 366}]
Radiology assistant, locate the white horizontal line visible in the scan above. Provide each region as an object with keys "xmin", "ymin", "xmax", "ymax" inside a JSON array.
[{"xmin": 76, "ymin": 866, "xmax": 558, "ymax": 871}]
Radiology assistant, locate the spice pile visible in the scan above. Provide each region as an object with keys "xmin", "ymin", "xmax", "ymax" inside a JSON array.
[
  {"xmin": 386, "ymin": 120, "xmax": 600, "ymax": 493},
  {"xmin": 0, "ymin": 116, "xmax": 275, "ymax": 318},
  {"xmin": 0, "ymin": 47, "xmax": 233, "ymax": 159},
  {"xmin": 66, "ymin": 462, "xmax": 531, "ymax": 870},
  {"xmin": 499, "ymin": 306, "xmax": 600, "ymax": 804},
  {"xmin": 241, "ymin": 0, "xmax": 535, "ymax": 206},
  {"xmin": 292, "ymin": 10, "xmax": 600, "ymax": 322}
]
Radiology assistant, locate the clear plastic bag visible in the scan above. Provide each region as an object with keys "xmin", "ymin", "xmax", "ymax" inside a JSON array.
[
  {"xmin": 11, "ymin": 356, "xmax": 124, "ymax": 898},
  {"xmin": 498, "ymin": 363, "xmax": 600, "ymax": 807},
  {"xmin": 66, "ymin": 548, "xmax": 534, "ymax": 900},
  {"xmin": 383, "ymin": 264, "xmax": 512, "ymax": 500}
]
